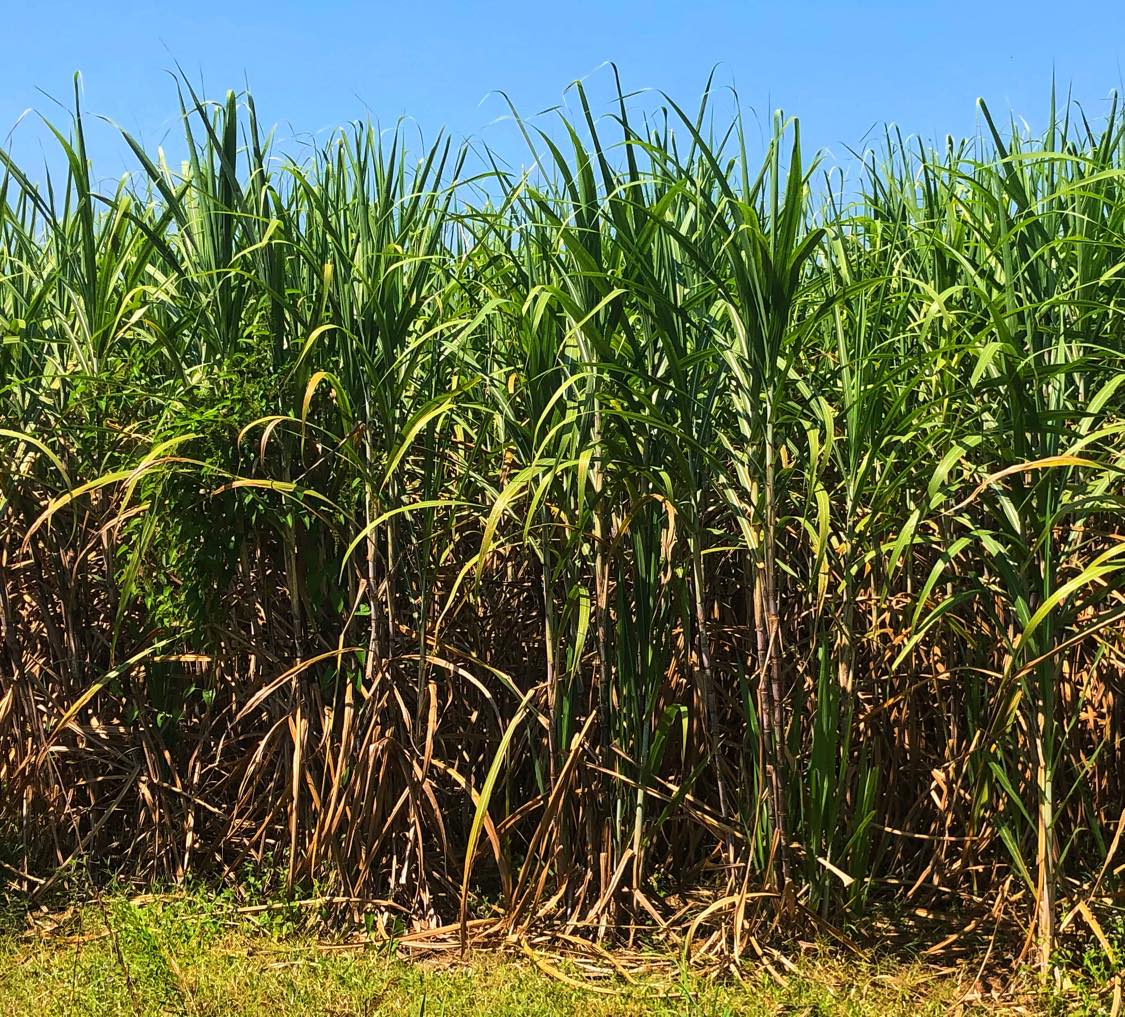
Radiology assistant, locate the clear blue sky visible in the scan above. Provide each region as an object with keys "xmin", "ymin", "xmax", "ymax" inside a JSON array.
[{"xmin": 1, "ymin": 0, "xmax": 1123, "ymax": 183}]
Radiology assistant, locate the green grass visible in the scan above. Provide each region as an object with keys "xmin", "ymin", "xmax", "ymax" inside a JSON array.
[{"xmin": 0, "ymin": 893, "xmax": 1051, "ymax": 1017}]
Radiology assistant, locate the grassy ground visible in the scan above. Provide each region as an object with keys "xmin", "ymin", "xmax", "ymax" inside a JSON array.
[{"xmin": 0, "ymin": 892, "xmax": 1101, "ymax": 1016}]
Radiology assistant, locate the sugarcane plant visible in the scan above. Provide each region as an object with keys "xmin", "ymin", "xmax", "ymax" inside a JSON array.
[{"xmin": 1, "ymin": 72, "xmax": 1124, "ymax": 969}]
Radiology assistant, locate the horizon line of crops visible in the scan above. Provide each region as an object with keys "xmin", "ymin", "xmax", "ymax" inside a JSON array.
[{"xmin": 2, "ymin": 71, "xmax": 1124, "ymax": 971}]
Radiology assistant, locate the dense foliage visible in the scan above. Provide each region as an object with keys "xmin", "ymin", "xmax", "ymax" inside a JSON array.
[{"xmin": 2, "ymin": 75, "xmax": 1124, "ymax": 966}]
